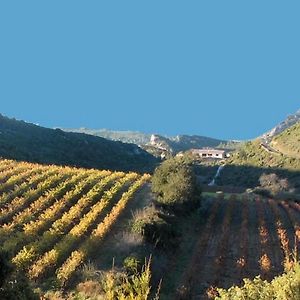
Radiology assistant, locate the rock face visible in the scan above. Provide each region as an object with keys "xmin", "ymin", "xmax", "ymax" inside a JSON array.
[
  {"xmin": 65, "ymin": 129, "xmax": 232, "ymax": 154},
  {"xmin": 149, "ymin": 134, "xmax": 173, "ymax": 152},
  {"xmin": 261, "ymin": 109, "xmax": 300, "ymax": 140}
]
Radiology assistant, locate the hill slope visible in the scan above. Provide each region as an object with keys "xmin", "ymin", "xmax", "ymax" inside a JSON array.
[
  {"xmin": 64, "ymin": 128, "xmax": 237, "ymax": 155},
  {"xmin": 271, "ymin": 122, "xmax": 300, "ymax": 158},
  {"xmin": 149, "ymin": 134, "xmax": 230, "ymax": 153},
  {"xmin": 64, "ymin": 128, "xmax": 151, "ymax": 145},
  {"xmin": 0, "ymin": 114, "xmax": 157, "ymax": 173},
  {"xmin": 261, "ymin": 109, "xmax": 300, "ymax": 140},
  {"xmin": 0, "ymin": 158, "xmax": 150, "ymax": 288},
  {"xmin": 217, "ymin": 123, "xmax": 300, "ymax": 188},
  {"xmin": 165, "ymin": 194, "xmax": 300, "ymax": 299}
]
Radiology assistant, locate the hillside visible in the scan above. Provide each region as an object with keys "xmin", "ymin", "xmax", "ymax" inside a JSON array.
[
  {"xmin": 261, "ymin": 109, "xmax": 300, "ymax": 140},
  {"xmin": 0, "ymin": 158, "xmax": 150, "ymax": 292},
  {"xmin": 0, "ymin": 114, "xmax": 157, "ymax": 173},
  {"xmin": 271, "ymin": 122, "xmax": 300, "ymax": 158},
  {"xmin": 64, "ymin": 128, "xmax": 151, "ymax": 145},
  {"xmin": 0, "ymin": 158, "xmax": 299, "ymax": 300},
  {"xmin": 163, "ymin": 194, "xmax": 300, "ymax": 299},
  {"xmin": 64, "ymin": 128, "xmax": 238, "ymax": 155},
  {"xmin": 217, "ymin": 139, "xmax": 300, "ymax": 187},
  {"xmin": 149, "ymin": 134, "xmax": 231, "ymax": 153}
]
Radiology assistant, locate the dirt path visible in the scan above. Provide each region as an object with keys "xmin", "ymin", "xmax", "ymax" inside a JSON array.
[{"xmin": 86, "ymin": 183, "xmax": 153, "ymax": 271}]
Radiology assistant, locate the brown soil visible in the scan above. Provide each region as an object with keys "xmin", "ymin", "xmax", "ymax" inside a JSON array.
[{"xmin": 167, "ymin": 195, "xmax": 300, "ymax": 300}]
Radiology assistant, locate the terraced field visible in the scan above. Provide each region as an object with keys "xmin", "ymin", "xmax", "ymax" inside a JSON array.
[
  {"xmin": 170, "ymin": 195, "xmax": 300, "ymax": 300},
  {"xmin": 0, "ymin": 159, "xmax": 150, "ymax": 286}
]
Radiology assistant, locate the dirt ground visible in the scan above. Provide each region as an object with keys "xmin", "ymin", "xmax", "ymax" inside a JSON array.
[{"xmin": 163, "ymin": 195, "xmax": 300, "ymax": 300}]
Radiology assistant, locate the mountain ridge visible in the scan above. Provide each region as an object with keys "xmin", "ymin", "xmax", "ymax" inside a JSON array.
[
  {"xmin": 63, "ymin": 128, "xmax": 238, "ymax": 155},
  {"xmin": 261, "ymin": 109, "xmax": 300, "ymax": 140},
  {"xmin": 0, "ymin": 114, "xmax": 157, "ymax": 173}
]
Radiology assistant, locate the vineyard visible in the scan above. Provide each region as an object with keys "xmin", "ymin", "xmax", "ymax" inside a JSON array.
[
  {"xmin": 0, "ymin": 158, "xmax": 150, "ymax": 287},
  {"xmin": 169, "ymin": 194, "xmax": 300, "ymax": 299},
  {"xmin": 1, "ymin": 158, "xmax": 300, "ymax": 299}
]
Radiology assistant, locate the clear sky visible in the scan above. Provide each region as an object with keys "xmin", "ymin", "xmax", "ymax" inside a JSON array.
[{"xmin": 1, "ymin": 1, "xmax": 299, "ymax": 140}]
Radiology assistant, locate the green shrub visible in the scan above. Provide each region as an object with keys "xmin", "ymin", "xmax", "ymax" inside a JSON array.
[
  {"xmin": 215, "ymin": 260, "xmax": 300, "ymax": 300},
  {"xmin": 123, "ymin": 256, "xmax": 141, "ymax": 274},
  {"xmin": 100, "ymin": 258, "xmax": 155, "ymax": 300},
  {"xmin": 151, "ymin": 157, "xmax": 201, "ymax": 213},
  {"xmin": 131, "ymin": 206, "xmax": 176, "ymax": 249}
]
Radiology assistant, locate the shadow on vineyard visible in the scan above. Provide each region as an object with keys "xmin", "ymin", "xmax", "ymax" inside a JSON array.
[
  {"xmin": 159, "ymin": 193, "xmax": 300, "ymax": 300},
  {"xmin": 0, "ymin": 157, "xmax": 299, "ymax": 300},
  {"xmin": 195, "ymin": 163, "xmax": 300, "ymax": 196}
]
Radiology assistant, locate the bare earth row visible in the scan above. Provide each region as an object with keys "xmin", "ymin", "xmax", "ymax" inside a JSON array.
[{"xmin": 175, "ymin": 195, "xmax": 300, "ymax": 299}]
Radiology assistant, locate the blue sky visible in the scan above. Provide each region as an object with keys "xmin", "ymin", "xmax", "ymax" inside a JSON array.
[{"xmin": 1, "ymin": 1, "xmax": 299, "ymax": 140}]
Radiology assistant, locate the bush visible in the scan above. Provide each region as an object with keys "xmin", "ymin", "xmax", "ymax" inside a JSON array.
[
  {"xmin": 151, "ymin": 157, "xmax": 201, "ymax": 213},
  {"xmin": 215, "ymin": 260, "xmax": 300, "ymax": 300},
  {"xmin": 131, "ymin": 206, "xmax": 177, "ymax": 249},
  {"xmin": 123, "ymin": 256, "xmax": 140, "ymax": 274},
  {"xmin": 257, "ymin": 173, "xmax": 293, "ymax": 196}
]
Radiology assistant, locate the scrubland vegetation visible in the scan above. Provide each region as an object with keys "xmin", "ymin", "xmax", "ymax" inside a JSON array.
[{"xmin": 272, "ymin": 122, "xmax": 300, "ymax": 159}]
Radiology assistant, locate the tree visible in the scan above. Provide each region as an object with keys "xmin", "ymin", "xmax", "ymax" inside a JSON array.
[
  {"xmin": 151, "ymin": 157, "xmax": 201, "ymax": 212},
  {"xmin": 259, "ymin": 173, "xmax": 292, "ymax": 196}
]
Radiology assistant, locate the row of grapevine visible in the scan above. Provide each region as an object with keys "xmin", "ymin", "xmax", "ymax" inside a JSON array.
[
  {"xmin": 28, "ymin": 173, "xmax": 139, "ymax": 279},
  {"xmin": 56, "ymin": 174, "xmax": 150, "ymax": 285},
  {"xmin": 22, "ymin": 171, "xmax": 108, "ymax": 236},
  {"xmin": 0, "ymin": 166, "xmax": 46, "ymax": 206},
  {"xmin": 237, "ymin": 197, "xmax": 249, "ymax": 276},
  {"xmin": 256, "ymin": 199, "xmax": 272, "ymax": 274},
  {"xmin": 12, "ymin": 172, "xmax": 125, "ymax": 269},
  {"xmin": 0, "ymin": 171, "xmax": 69, "ymax": 225},
  {"xmin": 174, "ymin": 195, "xmax": 300, "ymax": 299},
  {"xmin": 208, "ymin": 197, "xmax": 235, "ymax": 288},
  {"xmin": 279, "ymin": 201, "xmax": 300, "ymax": 243},
  {"xmin": 176, "ymin": 198, "xmax": 221, "ymax": 298},
  {"xmin": 6, "ymin": 172, "xmax": 87, "ymax": 230},
  {"xmin": 0, "ymin": 172, "xmax": 103, "ymax": 255}
]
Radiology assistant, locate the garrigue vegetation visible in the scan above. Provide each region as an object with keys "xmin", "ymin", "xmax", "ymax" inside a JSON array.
[
  {"xmin": 228, "ymin": 140, "xmax": 300, "ymax": 170},
  {"xmin": 215, "ymin": 260, "xmax": 300, "ymax": 300},
  {"xmin": 0, "ymin": 114, "xmax": 157, "ymax": 173},
  {"xmin": 217, "ymin": 140, "xmax": 300, "ymax": 188},
  {"xmin": 272, "ymin": 122, "xmax": 300, "ymax": 158}
]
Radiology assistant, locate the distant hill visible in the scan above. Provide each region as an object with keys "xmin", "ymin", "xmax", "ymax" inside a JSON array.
[
  {"xmin": 64, "ymin": 128, "xmax": 151, "ymax": 145},
  {"xmin": 261, "ymin": 109, "xmax": 300, "ymax": 140},
  {"xmin": 218, "ymin": 124, "xmax": 300, "ymax": 188},
  {"xmin": 0, "ymin": 114, "xmax": 157, "ymax": 173},
  {"xmin": 149, "ymin": 134, "xmax": 240, "ymax": 153},
  {"xmin": 217, "ymin": 109, "xmax": 300, "ymax": 187},
  {"xmin": 271, "ymin": 122, "xmax": 300, "ymax": 159},
  {"xmin": 64, "ymin": 128, "xmax": 238, "ymax": 156}
]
